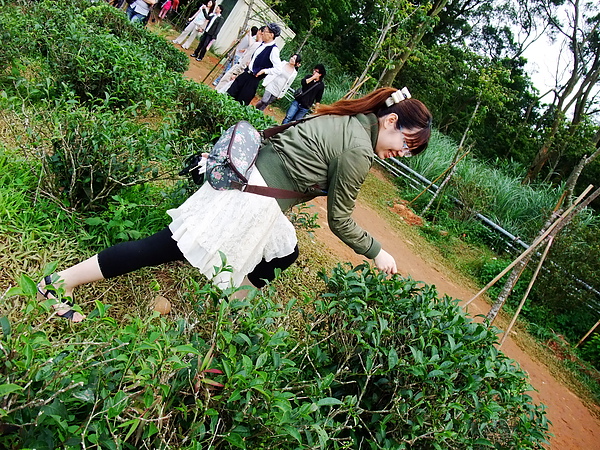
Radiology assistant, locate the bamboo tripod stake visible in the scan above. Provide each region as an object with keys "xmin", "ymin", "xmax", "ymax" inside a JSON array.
[
  {"xmin": 575, "ymin": 318, "xmax": 600, "ymax": 348},
  {"xmin": 463, "ymin": 184, "xmax": 594, "ymax": 308},
  {"xmin": 498, "ymin": 236, "xmax": 554, "ymax": 348},
  {"xmin": 202, "ymin": 38, "xmax": 241, "ymax": 84}
]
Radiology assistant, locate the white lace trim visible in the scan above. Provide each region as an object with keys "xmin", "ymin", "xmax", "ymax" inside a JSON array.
[{"xmin": 167, "ymin": 170, "xmax": 297, "ymax": 288}]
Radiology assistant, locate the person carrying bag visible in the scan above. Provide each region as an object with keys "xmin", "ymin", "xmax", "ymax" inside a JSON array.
[
  {"xmin": 283, "ymin": 64, "xmax": 326, "ymax": 124},
  {"xmin": 35, "ymin": 88, "xmax": 432, "ymax": 322}
]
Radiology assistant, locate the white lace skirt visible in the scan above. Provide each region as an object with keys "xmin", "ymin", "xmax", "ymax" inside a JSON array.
[{"xmin": 167, "ymin": 169, "xmax": 297, "ymax": 289}]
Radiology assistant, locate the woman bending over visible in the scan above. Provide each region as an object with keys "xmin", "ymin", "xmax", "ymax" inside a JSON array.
[{"xmin": 37, "ymin": 87, "xmax": 432, "ymax": 322}]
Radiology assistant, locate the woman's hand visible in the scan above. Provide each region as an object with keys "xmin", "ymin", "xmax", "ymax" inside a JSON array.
[{"xmin": 373, "ymin": 249, "xmax": 397, "ymax": 275}]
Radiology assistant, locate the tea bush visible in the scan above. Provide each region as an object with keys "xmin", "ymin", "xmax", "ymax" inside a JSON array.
[
  {"xmin": 38, "ymin": 99, "xmax": 181, "ymax": 210},
  {"xmin": 174, "ymin": 79, "xmax": 278, "ymax": 136},
  {"xmin": 0, "ymin": 286, "xmax": 221, "ymax": 450},
  {"xmin": 0, "ymin": 265, "xmax": 550, "ymax": 449},
  {"xmin": 0, "ymin": 6, "xmax": 38, "ymax": 76},
  {"xmin": 0, "ymin": 1, "xmax": 186, "ymax": 108},
  {"xmin": 313, "ymin": 264, "xmax": 549, "ymax": 448},
  {"xmin": 82, "ymin": 4, "xmax": 189, "ymax": 74},
  {"xmin": 39, "ymin": 14, "xmax": 182, "ymax": 108}
]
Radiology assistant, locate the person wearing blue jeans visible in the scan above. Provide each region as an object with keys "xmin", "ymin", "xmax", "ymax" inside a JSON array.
[
  {"xmin": 283, "ymin": 100, "xmax": 310, "ymax": 124},
  {"xmin": 282, "ymin": 64, "xmax": 326, "ymax": 124},
  {"xmin": 126, "ymin": 0, "xmax": 156, "ymax": 23}
]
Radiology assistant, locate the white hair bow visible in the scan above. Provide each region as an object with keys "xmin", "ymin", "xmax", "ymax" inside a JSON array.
[{"xmin": 385, "ymin": 87, "xmax": 411, "ymax": 107}]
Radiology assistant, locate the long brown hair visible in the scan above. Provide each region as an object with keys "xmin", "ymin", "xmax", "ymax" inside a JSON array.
[{"xmin": 315, "ymin": 88, "xmax": 432, "ymax": 155}]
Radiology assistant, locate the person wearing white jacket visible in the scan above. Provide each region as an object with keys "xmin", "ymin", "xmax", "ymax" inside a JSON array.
[
  {"xmin": 255, "ymin": 54, "xmax": 301, "ymax": 111},
  {"xmin": 172, "ymin": 1, "xmax": 214, "ymax": 50}
]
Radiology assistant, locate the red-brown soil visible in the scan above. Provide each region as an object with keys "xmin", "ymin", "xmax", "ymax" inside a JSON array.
[{"xmin": 173, "ymin": 36, "xmax": 600, "ymax": 449}]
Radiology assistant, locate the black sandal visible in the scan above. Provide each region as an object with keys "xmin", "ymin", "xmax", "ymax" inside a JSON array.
[{"xmin": 37, "ymin": 275, "xmax": 78, "ymax": 321}]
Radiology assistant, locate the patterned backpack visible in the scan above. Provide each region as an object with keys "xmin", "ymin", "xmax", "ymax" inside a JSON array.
[
  {"xmin": 180, "ymin": 120, "xmax": 324, "ymax": 199},
  {"xmin": 205, "ymin": 121, "xmax": 262, "ymax": 190}
]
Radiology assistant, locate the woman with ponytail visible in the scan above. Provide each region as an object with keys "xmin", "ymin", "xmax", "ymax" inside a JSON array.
[{"xmin": 36, "ymin": 88, "xmax": 432, "ymax": 322}]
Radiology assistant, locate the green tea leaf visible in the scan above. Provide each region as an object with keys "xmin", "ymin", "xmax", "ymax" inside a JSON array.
[
  {"xmin": 172, "ymin": 344, "xmax": 201, "ymax": 355},
  {"xmin": 316, "ymin": 397, "xmax": 343, "ymax": 406},
  {"xmin": 84, "ymin": 217, "xmax": 104, "ymax": 226},
  {"xmin": 388, "ymin": 347, "xmax": 399, "ymax": 369},
  {"xmin": 0, "ymin": 384, "xmax": 23, "ymax": 396},
  {"xmin": 224, "ymin": 432, "xmax": 246, "ymax": 448},
  {"xmin": 283, "ymin": 425, "xmax": 302, "ymax": 443},
  {"xmin": 20, "ymin": 274, "xmax": 38, "ymax": 297},
  {"xmin": 0, "ymin": 316, "xmax": 10, "ymax": 337}
]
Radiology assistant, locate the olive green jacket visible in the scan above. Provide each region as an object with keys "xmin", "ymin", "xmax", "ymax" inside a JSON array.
[{"xmin": 256, "ymin": 113, "xmax": 381, "ymax": 259}]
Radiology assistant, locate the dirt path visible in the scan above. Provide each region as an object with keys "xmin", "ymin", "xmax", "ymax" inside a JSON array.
[{"xmin": 172, "ymin": 38, "xmax": 600, "ymax": 449}]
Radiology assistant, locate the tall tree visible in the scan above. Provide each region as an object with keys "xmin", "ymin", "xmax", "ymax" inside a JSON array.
[
  {"xmin": 377, "ymin": 0, "xmax": 449, "ymax": 87},
  {"xmin": 268, "ymin": 0, "xmax": 379, "ymax": 72},
  {"xmin": 523, "ymin": 0, "xmax": 600, "ymax": 183},
  {"xmin": 345, "ymin": 0, "xmax": 413, "ymax": 98}
]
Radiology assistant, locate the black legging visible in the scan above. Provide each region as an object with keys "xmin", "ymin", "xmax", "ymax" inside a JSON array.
[{"xmin": 97, "ymin": 227, "xmax": 299, "ymax": 288}]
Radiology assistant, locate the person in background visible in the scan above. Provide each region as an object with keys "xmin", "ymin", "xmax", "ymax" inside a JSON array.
[
  {"xmin": 158, "ymin": 0, "xmax": 178, "ymax": 20},
  {"xmin": 126, "ymin": 0, "xmax": 157, "ymax": 24},
  {"xmin": 282, "ymin": 64, "xmax": 326, "ymax": 124},
  {"xmin": 212, "ymin": 26, "xmax": 258, "ymax": 87},
  {"xmin": 227, "ymin": 23, "xmax": 282, "ymax": 106},
  {"xmin": 191, "ymin": 5, "xmax": 224, "ymax": 61},
  {"xmin": 109, "ymin": 0, "xmax": 126, "ymax": 9},
  {"xmin": 35, "ymin": 87, "xmax": 432, "ymax": 322},
  {"xmin": 172, "ymin": 1, "xmax": 214, "ymax": 50},
  {"xmin": 255, "ymin": 53, "xmax": 301, "ymax": 111},
  {"xmin": 215, "ymin": 26, "xmax": 262, "ymax": 93}
]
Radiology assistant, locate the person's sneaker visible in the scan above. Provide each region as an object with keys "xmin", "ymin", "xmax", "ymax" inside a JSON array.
[
  {"xmin": 190, "ymin": 53, "xmax": 198, "ymax": 58},
  {"xmin": 195, "ymin": 57, "xmax": 202, "ymax": 62}
]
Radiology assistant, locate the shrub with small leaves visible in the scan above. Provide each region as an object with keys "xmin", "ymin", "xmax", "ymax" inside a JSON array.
[
  {"xmin": 0, "ymin": 264, "xmax": 551, "ymax": 449},
  {"xmin": 39, "ymin": 99, "xmax": 180, "ymax": 210},
  {"xmin": 174, "ymin": 79, "xmax": 278, "ymax": 136},
  {"xmin": 0, "ymin": 276, "xmax": 224, "ymax": 450},
  {"xmin": 1, "ymin": 1, "xmax": 185, "ymax": 108},
  {"xmin": 314, "ymin": 264, "xmax": 550, "ymax": 448},
  {"xmin": 82, "ymin": 4, "xmax": 189, "ymax": 74}
]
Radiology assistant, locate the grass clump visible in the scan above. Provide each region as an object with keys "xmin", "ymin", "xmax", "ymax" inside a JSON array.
[{"xmin": 401, "ymin": 130, "xmax": 561, "ymax": 243}]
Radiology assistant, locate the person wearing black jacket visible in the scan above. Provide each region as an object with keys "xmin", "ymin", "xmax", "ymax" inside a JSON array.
[
  {"xmin": 227, "ymin": 23, "xmax": 282, "ymax": 106},
  {"xmin": 282, "ymin": 64, "xmax": 326, "ymax": 124},
  {"xmin": 191, "ymin": 5, "xmax": 224, "ymax": 61}
]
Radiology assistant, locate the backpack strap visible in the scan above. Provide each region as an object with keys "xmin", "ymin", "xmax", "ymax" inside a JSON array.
[
  {"xmin": 292, "ymin": 81, "xmax": 320, "ymax": 101},
  {"xmin": 230, "ymin": 181, "xmax": 325, "ymax": 200},
  {"xmin": 261, "ymin": 115, "xmax": 316, "ymax": 140},
  {"xmin": 226, "ymin": 116, "xmax": 326, "ymax": 200}
]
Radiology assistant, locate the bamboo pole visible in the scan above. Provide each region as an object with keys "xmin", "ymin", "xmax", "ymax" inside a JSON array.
[
  {"xmin": 343, "ymin": 76, "xmax": 372, "ymax": 100},
  {"xmin": 409, "ymin": 150, "xmax": 470, "ymax": 205},
  {"xmin": 485, "ymin": 186, "xmax": 600, "ymax": 324},
  {"xmin": 575, "ymin": 318, "xmax": 600, "ymax": 348},
  {"xmin": 498, "ymin": 236, "xmax": 554, "ymax": 348},
  {"xmin": 463, "ymin": 184, "xmax": 593, "ymax": 308},
  {"xmin": 202, "ymin": 38, "xmax": 240, "ymax": 84}
]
